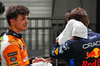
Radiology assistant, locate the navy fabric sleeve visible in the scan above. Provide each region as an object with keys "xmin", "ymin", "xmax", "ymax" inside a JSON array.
[{"xmin": 50, "ymin": 41, "xmax": 74, "ymax": 59}]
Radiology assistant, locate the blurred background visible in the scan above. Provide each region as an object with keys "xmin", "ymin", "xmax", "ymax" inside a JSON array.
[{"xmin": 0, "ymin": 0, "xmax": 99, "ymax": 66}]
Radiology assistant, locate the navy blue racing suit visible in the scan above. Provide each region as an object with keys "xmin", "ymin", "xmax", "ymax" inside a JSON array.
[{"xmin": 50, "ymin": 29, "xmax": 100, "ymax": 66}]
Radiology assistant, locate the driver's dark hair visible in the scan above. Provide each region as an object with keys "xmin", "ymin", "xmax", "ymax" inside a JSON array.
[
  {"xmin": 6, "ymin": 5, "xmax": 30, "ymax": 26},
  {"xmin": 65, "ymin": 7, "xmax": 89, "ymax": 27}
]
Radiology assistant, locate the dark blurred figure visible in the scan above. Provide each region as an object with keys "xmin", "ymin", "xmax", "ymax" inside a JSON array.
[{"xmin": 0, "ymin": 2, "xmax": 5, "ymax": 15}]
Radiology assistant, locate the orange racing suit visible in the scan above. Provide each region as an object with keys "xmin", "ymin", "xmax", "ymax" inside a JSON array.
[{"xmin": 1, "ymin": 29, "xmax": 30, "ymax": 66}]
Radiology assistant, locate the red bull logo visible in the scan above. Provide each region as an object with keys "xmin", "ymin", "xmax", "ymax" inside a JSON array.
[
  {"xmin": 82, "ymin": 48, "xmax": 100, "ymax": 66},
  {"xmin": 86, "ymin": 48, "xmax": 100, "ymax": 59},
  {"xmin": 82, "ymin": 59, "xmax": 100, "ymax": 66}
]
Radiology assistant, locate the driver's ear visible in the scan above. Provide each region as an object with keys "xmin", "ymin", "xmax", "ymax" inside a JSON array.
[{"xmin": 10, "ymin": 19, "xmax": 15, "ymax": 25}]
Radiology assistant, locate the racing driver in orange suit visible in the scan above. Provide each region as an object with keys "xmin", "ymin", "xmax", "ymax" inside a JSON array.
[{"xmin": 1, "ymin": 5, "xmax": 51, "ymax": 66}]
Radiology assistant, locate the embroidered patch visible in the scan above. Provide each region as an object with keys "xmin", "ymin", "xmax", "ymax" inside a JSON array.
[
  {"xmin": 10, "ymin": 61, "xmax": 19, "ymax": 66},
  {"xmin": 23, "ymin": 45, "xmax": 25, "ymax": 51},
  {"xmin": 7, "ymin": 51, "xmax": 17, "ymax": 57},
  {"xmin": 10, "ymin": 57, "xmax": 17, "ymax": 62},
  {"xmin": 24, "ymin": 56, "xmax": 28, "ymax": 62},
  {"xmin": 54, "ymin": 48, "xmax": 58, "ymax": 55}
]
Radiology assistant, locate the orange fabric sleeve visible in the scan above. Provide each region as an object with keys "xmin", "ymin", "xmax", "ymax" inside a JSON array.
[{"xmin": 3, "ymin": 44, "xmax": 24, "ymax": 66}]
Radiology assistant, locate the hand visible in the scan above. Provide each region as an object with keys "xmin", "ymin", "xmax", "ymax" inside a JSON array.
[{"xmin": 32, "ymin": 57, "xmax": 52, "ymax": 63}]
